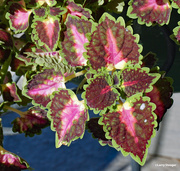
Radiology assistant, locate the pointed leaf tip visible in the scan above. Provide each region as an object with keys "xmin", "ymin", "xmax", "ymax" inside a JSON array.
[
  {"xmin": 121, "ymin": 66, "xmax": 160, "ymax": 97},
  {"xmin": 0, "ymin": 146, "xmax": 29, "ymax": 170},
  {"xmin": 2, "ymin": 82, "xmax": 21, "ymax": 102}
]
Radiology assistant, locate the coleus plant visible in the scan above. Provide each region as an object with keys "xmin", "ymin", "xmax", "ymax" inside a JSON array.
[{"xmin": 0, "ymin": 0, "xmax": 178, "ymax": 169}]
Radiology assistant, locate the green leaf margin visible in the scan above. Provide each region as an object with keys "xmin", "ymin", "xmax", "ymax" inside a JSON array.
[
  {"xmin": 120, "ymin": 64, "xmax": 161, "ymax": 95},
  {"xmin": 47, "ymin": 88, "xmax": 89, "ymax": 148},
  {"xmin": 82, "ymin": 69, "xmax": 120, "ymax": 114},
  {"xmin": 99, "ymin": 93, "xmax": 157, "ymax": 166},
  {"xmin": 87, "ymin": 13, "xmax": 143, "ymax": 71},
  {"xmin": 127, "ymin": 0, "xmax": 172, "ymax": 26}
]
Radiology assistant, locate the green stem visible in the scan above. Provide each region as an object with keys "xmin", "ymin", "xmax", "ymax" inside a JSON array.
[
  {"xmin": 3, "ymin": 105, "xmax": 26, "ymax": 117},
  {"xmin": 83, "ymin": 0, "xmax": 87, "ymax": 7},
  {"xmin": 65, "ymin": 70, "xmax": 87, "ymax": 82}
]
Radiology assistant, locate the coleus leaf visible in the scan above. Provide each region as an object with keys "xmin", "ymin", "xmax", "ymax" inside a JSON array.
[
  {"xmin": 61, "ymin": 15, "xmax": 93, "ymax": 67},
  {"xmin": 49, "ymin": 7, "xmax": 67, "ymax": 17},
  {"xmin": 0, "ymin": 146, "xmax": 30, "ymax": 170},
  {"xmin": 31, "ymin": 16, "xmax": 60, "ymax": 51},
  {"xmin": 24, "ymin": 69, "xmax": 67, "ymax": 107},
  {"xmin": 47, "ymin": 88, "xmax": 89, "ymax": 148},
  {"xmin": 87, "ymin": 13, "xmax": 142, "ymax": 71},
  {"xmin": 83, "ymin": 72, "xmax": 119, "ymax": 113},
  {"xmin": 12, "ymin": 106, "xmax": 50, "ymax": 137},
  {"xmin": 1, "ymin": 82, "xmax": 21, "ymax": 102},
  {"xmin": 24, "ymin": 51, "xmax": 73, "ymax": 72},
  {"xmin": 6, "ymin": 3, "xmax": 32, "ymax": 33},
  {"xmin": 65, "ymin": 1, "xmax": 91, "ymax": 19},
  {"xmin": 0, "ymin": 29, "xmax": 13, "ymax": 48},
  {"xmin": 99, "ymin": 94, "xmax": 157, "ymax": 165},
  {"xmin": 172, "ymin": 0, "xmax": 180, "ymax": 13},
  {"xmin": 146, "ymin": 76, "xmax": 173, "ymax": 125},
  {"xmin": 33, "ymin": 7, "xmax": 47, "ymax": 18},
  {"xmin": 127, "ymin": 0, "xmax": 171, "ymax": 26},
  {"xmin": 121, "ymin": 65, "xmax": 160, "ymax": 97}
]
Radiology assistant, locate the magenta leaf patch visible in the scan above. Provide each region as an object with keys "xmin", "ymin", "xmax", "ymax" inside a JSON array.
[
  {"xmin": 25, "ymin": 69, "xmax": 66, "ymax": 107},
  {"xmin": 12, "ymin": 106, "xmax": 50, "ymax": 137},
  {"xmin": 87, "ymin": 13, "xmax": 142, "ymax": 71},
  {"xmin": 31, "ymin": 17, "xmax": 60, "ymax": 51},
  {"xmin": 121, "ymin": 66, "xmax": 160, "ymax": 97},
  {"xmin": 127, "ymin": 0, "xmax": 171, "ymax": 26},
  {"xmin": 2, "ymin": 82, "xmax": 21, "ymax": 102},
  {"xmin": 61, "ymin": 16, "xmax": 92, "ymax": 67},
  {"xmin": 146, "ymin": 76, "xmax": 173, "ymax": 125},
  {"xmin": 66, "ymin": 1, "xmax": 91, "ymax": 19},
  {"xmin": 84, "ymin": 73, "xmax": 119, "ymax": 112},
  {"xmin": 48, "ymin": 89, "xmax": 88, "ymax": 148},
  {"xmin": 0, "ymin": 146, "xmax": 29, "ymax": 170},
  {"xmin": 6, "ymin": 3, "xmax": 32, "ymax": 33},
  {"xmin": 100, "ymin": 94, "xmax": 157, "ymax": 165},
  {"xmin": 0, "ymin": 29, "xmax": 13, "ymax": 48}
]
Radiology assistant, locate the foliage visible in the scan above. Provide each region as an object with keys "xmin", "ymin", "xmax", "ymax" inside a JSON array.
[{"xmin": 0, "ymin": 0, "xmax": 178, "ymax": 169}]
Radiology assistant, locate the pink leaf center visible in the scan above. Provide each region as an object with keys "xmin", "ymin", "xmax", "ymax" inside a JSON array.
[
  {"xmin": 121, "ymin": 106, "xmax": 138, "ymax": 143},
  {"xmin": 105, "ymin": 28, "xmax": 123, "ymax": 66}
]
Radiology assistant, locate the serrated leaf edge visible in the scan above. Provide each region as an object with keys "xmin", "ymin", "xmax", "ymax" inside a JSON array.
[
  {"xmin": 82, "ymin": 71, "xmax": 120, "ymax": 114},
  {"xmin": 99, "ymin": 93, "xmax": 157, "ymax": 166}
]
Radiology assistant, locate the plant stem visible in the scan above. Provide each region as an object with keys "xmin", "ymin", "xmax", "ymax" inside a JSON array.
[
  {"xmin": 65, "ymin": 70, "xmax": 87, "ymax": 82},
  {"xmin": 83, "ymin": 0, "xmax": 87, "ymax": 7},
  {"xmin": 3, "ymin": 105, "xmax": 26, "ymax": 117}
]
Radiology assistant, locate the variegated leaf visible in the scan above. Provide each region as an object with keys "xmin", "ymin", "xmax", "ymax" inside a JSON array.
[{"xmin": 48, "ymin": 89, "xmax": 89, "ymax": 148}]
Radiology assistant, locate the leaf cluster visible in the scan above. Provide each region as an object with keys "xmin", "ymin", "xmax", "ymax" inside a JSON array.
[{"xmin": 0, "ymin": 0, "xmax": 178, "ymax": 169}]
